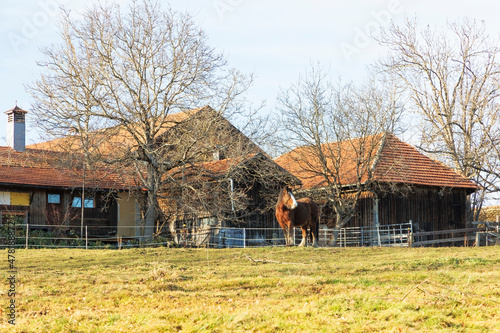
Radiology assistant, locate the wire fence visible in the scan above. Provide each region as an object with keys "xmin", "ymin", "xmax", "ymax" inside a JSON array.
[{"xmin": 0, "ymin": 222, "xmax": 415, "ymax": 249}]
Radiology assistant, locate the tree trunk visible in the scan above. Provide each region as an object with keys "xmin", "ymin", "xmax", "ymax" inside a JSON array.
[
  {"xmin": 143, "ymin": 163, "xmax": 160, "ymax": 240},
  {"xmin": 330, "ymin": 226, "xmax": 341, "ymax": 247},
  {"xmin": 330, "ymin": 214, "xmax": 350, "ymax": 247}
]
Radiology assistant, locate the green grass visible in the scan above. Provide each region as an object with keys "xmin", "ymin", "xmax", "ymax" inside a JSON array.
[{"xmin": 1, "ymin": 246, "xmax": 500, "ymax": 332}]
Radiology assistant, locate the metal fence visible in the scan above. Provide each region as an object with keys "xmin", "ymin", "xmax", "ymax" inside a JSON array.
[
  {"xmin": 0, "ymin": 222, "xmax": 414, "ymax": 249},
  {"xmin": 334, "ymin": 223, "xmax": 413, "ymax": 247}
]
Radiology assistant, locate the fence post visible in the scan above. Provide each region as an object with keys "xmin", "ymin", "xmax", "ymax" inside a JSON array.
[
  {"xmin": 207, "ymin": 228, "xmax": 211, "ymax": 248},
  {"xmin": 25, "ymin": 223, "xmax": 29, "ymax": 249},
  {"xmin": 496, "ymin": 224, "xmax": 499, "ymax": 246},
  {"xmin": 243, "ymin": 228, "xmax": 246, "ymax": 249},
  {"xmin": 399, "ymin": 224, "xmax": 403, "ymax": 244},
  {"xmin": 85, "ymin": 225, "xmax": 88, "ymax": 250},
  {"xmin": 377, "ymin": 225, "xmax": 381, "ymax": 247},
  {"xmin": 476, "ymin": 230, "xmax": 480, "ymax": 247}
]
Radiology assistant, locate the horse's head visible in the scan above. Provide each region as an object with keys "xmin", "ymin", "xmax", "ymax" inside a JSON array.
[{"xmin": 280, "ymin": 186, "xmax": 298, "ymax": 210}]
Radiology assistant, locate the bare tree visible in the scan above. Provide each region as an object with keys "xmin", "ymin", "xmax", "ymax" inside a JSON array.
[
  {"xmin": 149, "ymin": 106, "xmax": 297, "ymax": 243},
  {"xmin": 276, "ymin": 65, "xmax": 403, "ymax": 246},
  {"xmin": 28, "ymin": 0, "xmax": 253, "ymax": 239},
  {"xmin": 377, "ymin": 17, "xmax": 500, "ymax": 219}
]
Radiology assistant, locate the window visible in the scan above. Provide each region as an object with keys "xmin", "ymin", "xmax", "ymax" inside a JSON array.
[
  {"xmin": 0, "ymin": 192, "xmax": 10, "ymax": 205},
  {"xmin": 72, "ymin": 196, "xmax": 94, "ymax": 208},
  {"xmin": 47, "ymin": 194, "xmax": 61, "ymax": 204},
  {"xmin": 201, "ymin": 217, "xmax": 217, "ymax": 227}
]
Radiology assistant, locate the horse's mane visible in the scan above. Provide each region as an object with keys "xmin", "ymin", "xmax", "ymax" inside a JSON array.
[
  {"xmin": 276, "ymin": 187, "xmax": 288, "ymax": 209},
  {"xmin": 276, "ymin": 189, "xmax": 284, "ymax": 207}
]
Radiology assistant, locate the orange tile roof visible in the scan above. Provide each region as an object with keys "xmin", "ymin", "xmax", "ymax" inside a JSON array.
[
  {"xmin": 27, "ymin": 106, "xmax": 206, "ymax": 154},
  {"xmin": 373, "ymin": 134, "xmax": 477, "ymax": 190},
  {"xmin": 275, "ymin": 134, "xmax": 383, "ymax": 189},
  {"xmin": 0, "ymin": 148, "xmax": 284, "ymax": 192},
  {"xmin": 168, "ymin": 152, "xmax": 287, "ymax": 181},
  {"xmin": 0, "ymin": 147, "xmax": 135, "ymax": 190},
  {"xmin": 275, "ymin": 134, "xmax": 477, "ymax": 192}
]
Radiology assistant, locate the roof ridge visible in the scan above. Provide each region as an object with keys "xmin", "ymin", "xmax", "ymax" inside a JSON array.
[{"xmin": 369, "ymin": 132, "xmax": 388, "ymax": 173}]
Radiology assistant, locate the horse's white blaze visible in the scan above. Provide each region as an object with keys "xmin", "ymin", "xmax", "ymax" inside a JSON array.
[{"xmin": 289, "ymin": 191, "xmax": 298, "ymax": 209}]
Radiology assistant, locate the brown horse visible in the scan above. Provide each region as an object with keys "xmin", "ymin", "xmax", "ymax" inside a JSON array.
[{"xmin": 275, "ymin": 187, "xmax": 319, "ymax": 247}]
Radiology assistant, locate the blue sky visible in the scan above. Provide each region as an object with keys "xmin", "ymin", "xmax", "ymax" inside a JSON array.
[{"xmin": 0, "ymin": 0, "xmax": 496, "ymax": 145}]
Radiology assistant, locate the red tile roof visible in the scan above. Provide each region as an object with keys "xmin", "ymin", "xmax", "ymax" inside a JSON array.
[
  {"xmin": 275, "ymin": 134, "xmax": 477, "ymax": 192},
  {"xmin": 8, "ymin": 106, "xmax": 272, "ymax": 191},
  {"xmin": 275, "ymin": 134, "xmax": 383, "ymax": 189},
  {"xmin": 0, "ymin": 148, "xmax": 285, "ymax": 191},
  {"xmin": 27, "ymin": 106, "xmax": 207, "ymax": 154},
  {"xmin": 168, "ymin": 152, "xmax": 292, "ymax": 182},
  {"xmin": 373, "ymin": 134, "xmax": 477, "ymax": 190},
  {"xmin": 0, "ymin": 147, "xmax": 135, "ymax": 190}
]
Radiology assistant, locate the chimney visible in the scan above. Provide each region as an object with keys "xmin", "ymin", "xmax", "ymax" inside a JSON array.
[{"xmin": 5, "ymin": 105, "xmax": 27, "ymax": 152}]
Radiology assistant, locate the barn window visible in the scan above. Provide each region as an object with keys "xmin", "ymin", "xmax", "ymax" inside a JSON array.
[
  {"xmin": 201, "ymin": 217, "xmax": 217, "ymax": 226},
  {"xmin": 72, "ymin": 196, "xmax": 95, "ymax": 208},
  {"xmin": 48, "ymin": 194, "xmax": 61, "ymax": 204},
  {"xmin": 0, "ymin": 192, "xmax": 11, "ymax": 205}
]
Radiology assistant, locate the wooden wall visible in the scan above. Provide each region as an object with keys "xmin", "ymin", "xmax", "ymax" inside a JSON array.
[
  {"xmin": 378, "ymin": 188, "xmax": 468, "ymax": 231},
  {"xmin": 320, "ymin": 186, "xmax": 469, "ymax": 232},
  {"xmin": 30, "ymin": 190, "xmax": 47, "ymax": 225},
  {"xmin": 0, "ymin": 186, "xmax": 118, "ymax": 229}
]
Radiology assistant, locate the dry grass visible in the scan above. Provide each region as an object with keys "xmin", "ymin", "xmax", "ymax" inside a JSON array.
[{"xmin": 1, "ymin": 246, "xmax": 499, "ymax": 332}]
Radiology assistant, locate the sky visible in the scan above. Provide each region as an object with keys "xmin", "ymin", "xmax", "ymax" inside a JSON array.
[{"xmin": 0, "ymin": 0, "xmax": 497, "ymax": 147}]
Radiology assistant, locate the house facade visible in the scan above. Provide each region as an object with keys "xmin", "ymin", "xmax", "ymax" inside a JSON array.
[{"xmin": 0, "ymin": 106, "xmax": 140, "ymax": 237}]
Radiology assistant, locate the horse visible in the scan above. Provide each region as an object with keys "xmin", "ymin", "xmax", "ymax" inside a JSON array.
[{"xmin": 275, "ymin": 186, "xmax": 319, "ymax": 247}]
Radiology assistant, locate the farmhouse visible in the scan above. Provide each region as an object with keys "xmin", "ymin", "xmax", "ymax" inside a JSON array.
[
  {"xmin": 275, "ymin": 134, "xmax": 478, "ymax": 232},
  {"xmin": 2, "ymin": 105, "xmax": 295, "ymax": 242},
  {"xmin": 0, "ymin": 106, "xmax": 140, "ymax": 236}
]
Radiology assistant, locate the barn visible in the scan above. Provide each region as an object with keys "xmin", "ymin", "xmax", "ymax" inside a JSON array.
[{"xmin": 275, "ymin": 134, "xmax": 478, "ymax": 232}]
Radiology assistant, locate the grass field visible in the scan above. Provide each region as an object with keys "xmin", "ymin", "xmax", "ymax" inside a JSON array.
[{"xmin": 1, "ymin": 246, "xmax": 499, "ymax": 332}]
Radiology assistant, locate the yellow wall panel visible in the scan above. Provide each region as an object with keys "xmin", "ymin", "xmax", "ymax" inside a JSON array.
[
  {"xmin": 117, "ymin": 194, "xmax": 137, "ymax": 237},
  {"xmin": 10, "ymin": 192, "xmax": 30, "ymax": 206}
]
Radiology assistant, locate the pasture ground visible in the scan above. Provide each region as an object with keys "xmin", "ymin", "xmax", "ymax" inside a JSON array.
[{"xmin": 1, "ymin": 246, "xmax": 499, "ymax": 332}]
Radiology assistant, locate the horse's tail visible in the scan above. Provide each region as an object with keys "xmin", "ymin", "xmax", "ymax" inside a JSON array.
[
  {"xmin": 315, "ymin": 210, "xmax": 320, "ymax": 241},
  {"xmin": 310, "ymin": 201, "xmax": 320, "ymax": 244}
]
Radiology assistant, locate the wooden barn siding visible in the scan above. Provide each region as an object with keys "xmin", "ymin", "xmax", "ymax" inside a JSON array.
[
  {"xmin": 30, "ymin": 190, "xmax": 47, "ymax": 225},
  {"xmin": 352, "ymin": 188, "xmax": 468, "ymax": 231},
  {"xmin": 0, "ymin": 186, "xmax": 44, "ymax": 224},
  {"xmin": 68, "ymin": 194, "xmax": 118, "ymax": 228},
  {"xmin": 0, "ymin": 185, "xmax": 120, "ymax": 229}
]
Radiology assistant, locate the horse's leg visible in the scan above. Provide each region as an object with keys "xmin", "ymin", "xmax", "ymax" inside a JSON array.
[
  {"xmin": 311, "ymin": 223, "xmax": 319, "ymax": 248},
  {"xmin": 310, "ymin": 220, "xmax": 319, "ymax": 247},
  {"xmin": 283, "ymin": 224, "xmax": 292, "ymax": 246},
  {"xmin": 298, "ymin": 226, "xmax": 307, "ymax": 247},
  {"xmin": 288, "ymin": 228, "xmax": 294, "ymax": 246}
]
